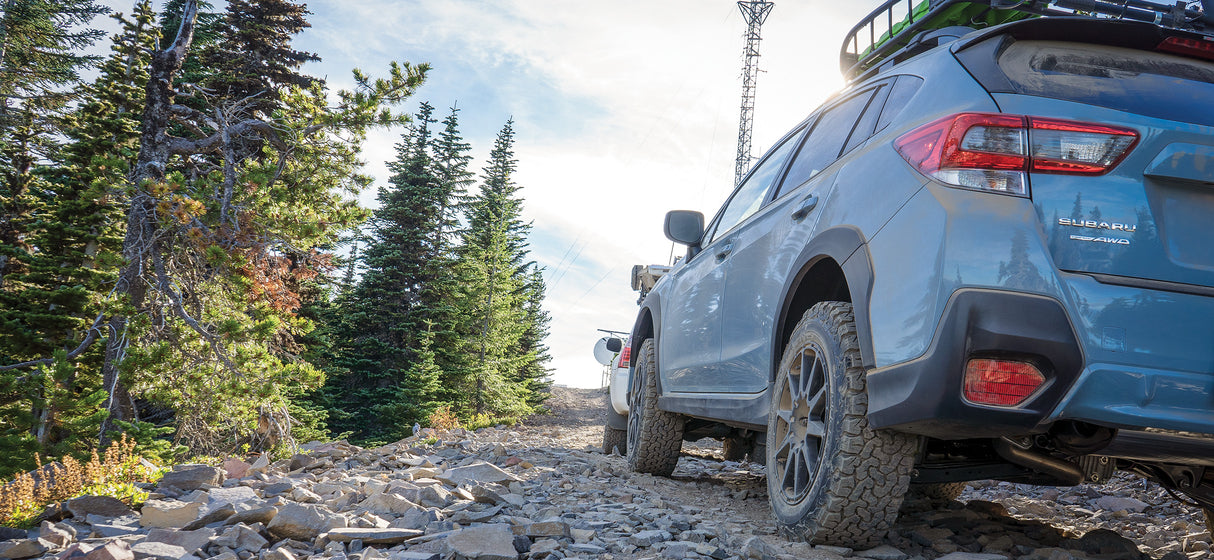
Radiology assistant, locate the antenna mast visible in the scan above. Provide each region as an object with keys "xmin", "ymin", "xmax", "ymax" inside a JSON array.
[{"xmin": 734, "ymin": 0, "xmax": 774, "ymax": 186}]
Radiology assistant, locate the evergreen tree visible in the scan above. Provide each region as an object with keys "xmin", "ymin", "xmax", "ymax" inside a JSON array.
[
  {"xmin": 323, "ymin": 103, "xmax": 444, "ymax": 442},
  {"xmin": 452, "ymin": 119, "xmax": 549, "ymax": 419},
  {"xmin": 203, "ymin": 0, "xmax": 320, "ymax": 118},
  {"xmin": 0, "ymin": 0, "xmax": 108, "ymax": 477},
  {"xmin": 0, "ymin": 0, "xmax": 106, "ymax": 284}
]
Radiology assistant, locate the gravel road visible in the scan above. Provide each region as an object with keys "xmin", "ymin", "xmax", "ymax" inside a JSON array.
[{"xmin": 520, "ymin": 386, "xmax": 1212, "ymax": 560}]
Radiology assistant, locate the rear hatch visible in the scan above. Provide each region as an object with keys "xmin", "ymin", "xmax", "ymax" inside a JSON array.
[{"xmin": 955, "ymin": 18, "xmax": 1214, "ymax": 290}]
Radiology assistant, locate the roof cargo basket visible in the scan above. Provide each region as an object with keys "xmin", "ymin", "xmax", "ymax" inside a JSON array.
[{"xmin": 841, "ymin": 0, "xmax": 1214, "ymax": 81}]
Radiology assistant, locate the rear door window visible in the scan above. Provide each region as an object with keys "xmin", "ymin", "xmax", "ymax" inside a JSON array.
[{"xmin": 778, "ymin": 90, "xmax": 877, "ymax": 195}]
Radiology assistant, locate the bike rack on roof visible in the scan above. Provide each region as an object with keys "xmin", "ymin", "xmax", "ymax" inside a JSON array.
[{"xmin": 840, "ymin": 0, "xmax": 1214, "ymax": 82}]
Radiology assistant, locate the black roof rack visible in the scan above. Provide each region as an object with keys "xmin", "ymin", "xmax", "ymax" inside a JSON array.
[{"xmin": 840, "ymin": 0, "xmax": 1214, "ymax": 81}]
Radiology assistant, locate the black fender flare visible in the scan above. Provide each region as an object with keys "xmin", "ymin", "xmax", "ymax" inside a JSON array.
[
  {"xmin": 771, "ymin": 226, "xmax": 878, "ymax": 376},
  {"xmin": 629, "ymin": 291, "xmax": 663, "ymax": 394}
]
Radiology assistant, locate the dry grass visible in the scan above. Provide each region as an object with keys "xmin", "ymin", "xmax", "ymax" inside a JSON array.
[{"xmin": 0, "ymin": 435, "xmax": 162, "ymax": 527}]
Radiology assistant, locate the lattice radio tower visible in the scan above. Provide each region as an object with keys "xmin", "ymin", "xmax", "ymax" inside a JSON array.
[{"xmin": 734, "ymin": 0, "xmax": 775, "ymax": 186}]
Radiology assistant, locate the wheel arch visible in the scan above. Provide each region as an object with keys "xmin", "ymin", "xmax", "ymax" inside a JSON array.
[
  {"xmin": 772, "ymin": 226, "xmax": 877, "ymax": 381},
  {"xmin": 630, "ymin": 294, "xmax": 661, "ymax": 392}
]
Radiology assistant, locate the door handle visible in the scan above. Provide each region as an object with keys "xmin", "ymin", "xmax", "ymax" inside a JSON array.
[
  {"xmin": 791, "ymin": 194, "xmax": 819, "ymax": 221},
  {"xmin": 715, "ymin": 243, "xmax": 733, "ymax": 262}
]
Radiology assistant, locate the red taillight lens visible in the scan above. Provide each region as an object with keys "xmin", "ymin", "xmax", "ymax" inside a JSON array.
[
  {"xmin": 896, "ymin": 113, "xmax": 1139, "ymax": 197},
  {"xmin": 1158, "ymin": 36, "xmax": 1214, "ymax": 61},
  {"xmin": 963, "ymin": 359, "xmax": 1045, "ymax": 407},
  {"xmin": 617, "ymin": 346, "xmax": 631, "ymax": 368}
]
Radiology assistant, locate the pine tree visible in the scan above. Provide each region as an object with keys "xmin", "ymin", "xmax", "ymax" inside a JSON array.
[
  {"xmin": 323, "ymin": 103, "xmax": 444, "ymax": 442},
  {"xmin": 0, "ymin": 0, "xmax": 106, "ymax": 284},
  {"xmin": 452, "ymin": 119, "xmax": 548, "ymax": 419},
  {"xmin": 0, "ymin": 0, "xmax": 108, "ymax": 477},
  {"xmin": 203, "ymin": 0, "xmax": 319, "ymax": 118}
]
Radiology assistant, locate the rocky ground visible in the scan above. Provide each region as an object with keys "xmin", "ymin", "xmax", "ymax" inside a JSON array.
[{"xmin": 1, "ymin": 387, "xmax": 1210, "ymax": 560}]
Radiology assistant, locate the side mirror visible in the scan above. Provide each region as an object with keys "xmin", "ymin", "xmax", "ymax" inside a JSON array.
[
  {"xmin": 606, "ymin": 338, "xmax": 623, "ymax": 353},
  {"xmin": 664, "ymin": 210, "xmax": 704, "ymax": 246}
]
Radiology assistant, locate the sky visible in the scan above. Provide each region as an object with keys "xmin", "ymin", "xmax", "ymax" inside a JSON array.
[{"xmin": 100, "ymin": 0, "xmax": 888, "ymax": 389}]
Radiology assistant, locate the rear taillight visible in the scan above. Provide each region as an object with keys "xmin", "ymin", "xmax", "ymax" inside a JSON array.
[
  {"xmin": 617, "ymin": 346, "xmax": 631, "ymax": 369},
  {"xmin": 895, "ymin": 113, "xmax": 1139, "ymax": 196},
  {"xmin": 963, "ymin": 359, "xmax": 1045, "ymax": 407},
  {"xmin": 1158, "ymin": 36, "xmax": 1214, "ymax": 61}
]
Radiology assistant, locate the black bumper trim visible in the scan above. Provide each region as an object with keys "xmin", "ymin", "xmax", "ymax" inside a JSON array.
[{"xmin": 866, "ymin": 289, "xmax": 1084, "ymax": 438}]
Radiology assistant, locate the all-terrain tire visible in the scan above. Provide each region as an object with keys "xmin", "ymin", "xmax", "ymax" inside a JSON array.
[
  {"xmin": 766, "ymin": 302, "xmax": 918, "ymax": 548},
  {"xmin": 627, "ymin": 338, "xmax": 684, "ymax": 476},
  {"xmin": 602, "ymin": 425, "xmax": 627, "ymax": 455},
  {"xmin": 908, "ymin": 482, "xmax": 967, "ymax": 504},
  {"xmin": 723, "ymin": 435, "xmax": 749, "ymax": 461}
]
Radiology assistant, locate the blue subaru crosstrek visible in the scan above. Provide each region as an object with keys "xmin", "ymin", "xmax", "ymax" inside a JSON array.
[{"xmin": 605, "ymin": 0, "xmax": 1214, "ymax": 547}]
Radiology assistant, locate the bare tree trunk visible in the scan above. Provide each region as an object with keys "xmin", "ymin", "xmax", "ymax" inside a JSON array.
[{"xmin": 98, "ymin": 0, "xmax": 199, "ymax": 444}]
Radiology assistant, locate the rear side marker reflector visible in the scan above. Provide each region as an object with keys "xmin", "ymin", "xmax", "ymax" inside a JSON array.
[
  {"xmin": 963, "ymin": 359, "xmax": 1045, "ymax": 407},
  {"xmin": 895, "ymin": 113, "xmax": 1139, "ymax": 197}
]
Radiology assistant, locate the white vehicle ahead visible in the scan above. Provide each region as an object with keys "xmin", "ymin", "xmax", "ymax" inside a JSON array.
[{"xmin": 593, "ymin": 335, "xmax": 630, "ymax": 454}]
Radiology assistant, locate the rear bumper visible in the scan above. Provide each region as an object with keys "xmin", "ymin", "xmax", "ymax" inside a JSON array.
[
  {"xmin": 866, "ymin": 288, "xmax": 1083, "ymax": 438},
  {"xmin": 867, "ymin": 287, "xmax": 1214, "ymax": 441}
]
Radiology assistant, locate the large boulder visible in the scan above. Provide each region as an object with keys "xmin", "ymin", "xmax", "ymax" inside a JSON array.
[
  {"xmin": 66, "ymin": 496, "xmax": 134, "ymax": 519},
  {"xmin": 0, "ymin": 539, "xmax": 49, "ymax": 559},
  {"xmin": 443, "ymin": 525, "xmax": 518, "ymax": 560},
  {"xmin": 157, "ymin": 465, "xmax": 223, "ymax": 492},
  {"xmin": 144, "ymin": 528, "xmax": 215, "ymax": 553},
  {"xmin": 436, "ymin": 462, "xmax": 519, "ymax": 487},
  {"xmin": 266, "ymin": 503, "xmax": 346, "ymax": 541},
  {"xmin": 139, "ymin": 500, "xmax": 202, "ymax": 528}
]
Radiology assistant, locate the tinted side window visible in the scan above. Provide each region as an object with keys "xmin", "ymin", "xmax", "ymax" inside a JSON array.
[
  {"xmin": 842, "ymin": 85, "xmax": 889, "ymax": 155},
  {"xmin": 875, "ymin": 75, "xmax": 924, "ymax": 132},
  {"xmin": 708, "ymin": 130, "xmax": 802, "ymax": 244},
  {"xmin": 778, "ymin": 91, "xmax": 875, "ymax": 194}
]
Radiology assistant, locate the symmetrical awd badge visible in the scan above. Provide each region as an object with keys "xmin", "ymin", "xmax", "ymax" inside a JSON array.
[{"xmin": 1058, "ymin": 218, "xmax": 1135, "ymax": 246}]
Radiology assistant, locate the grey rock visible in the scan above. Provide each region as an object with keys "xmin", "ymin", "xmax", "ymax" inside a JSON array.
[
  {"xmin": 38, "ymin": 521, "xmax": 73, "ymax": 547},
  {"xmin": 661, "ymin": 542, "xmax": 691, "ymax": 558},
  {"xmin": 205, "ymin": 487, "xmax": 258, "ymax": 505},
  {"xmin": 266, "ymin": 503, "xmax": 346, "ymax": 540},
  {"xmin": 129, "ymin": 542, "xmax": 190, "ymax": 560},
  {"xmin": 144, "ymin": 528, "xmax": 215, "ymax": 553},
  {"xmin": 157, "ymin": 465, "xmax": 223, "ymax": 492},
  {"xmin": 390, "ymin": 553, "xmax": 439, "ymax": 560},
  {"xmin": 360, "ymin": 493, "xmax": 420, "ymax": 515},
  {"xmin": 261, "ymin": 483, "xmax": 293, "ymax": 496},
  {"xmin": 1069, "ymin": 528, "xmax": 1143, "ymax": 556},
  {"xmin": 326, "ymin": 528, "xmax": 423, "ymax": 544},
  {"xmin": 1093, "ymin": 496, "xmax": 1149, "ymax": 514},
  {"xmin": 436, "ymin": 462, "xmax": 520, "ymax": 486},
  {"xmin": 66, "ymin": 496, "xmax": 135, "ymax": 519},
  {"xmin": 0, "ymin": 539, "xmax": 49, "ymax": 559},
  {"xmin": 934, "ymin": 553, "xmax": 1010, "ymax": 560},
  {"xmin": 630, "ymin": 530, "xmax": 672, "ymax": 548},
  {"xmin": 263, "ymin": 549, "xmax": 296, "ymax": 560},
  {"xmin": 139, "ymin": 500, "xmax": 202, "ymax": 529},
  {"xmin": 0, "ymin": 530, "xmax": 24, "ymax": 541},
  {"xmin": 89, "ymin": 524, "xmax": 141, "ymax": 539},
  {"xmin": 78, "ymin": 541, "xmax": 135, "ymax": 560},
  {"xmin": 740, "ymin": 536, "xmax": 773, "ymax": 560},
  {"xmin": 856, "ymin": 545, "xmax": 909, "ymax": 560},
  {"xmin": 524, "ymin": 521, "xmax": 570, "ymax": 539},
  {"xmin": 212, "ymin": 524, "xmax": 268, "ymax": 552},
  {"xmin": 224, "ymin": 506, "xmax": 277, "ymax": 526},
  {"xmin": 443, "ymin": 524, "xmax": 518, "ymax": 560},
  {"xmin": 181, "ymin": 503, "xmax": 235, "ymax": 531}
]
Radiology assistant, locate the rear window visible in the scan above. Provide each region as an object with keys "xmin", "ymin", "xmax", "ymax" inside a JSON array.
[{"xmin": 996, "ymin": 40, "xmax": 1214, "ymax": 126}]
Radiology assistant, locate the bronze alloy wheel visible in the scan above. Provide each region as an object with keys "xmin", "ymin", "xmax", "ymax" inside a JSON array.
[{"xmin": 772, "ymin": 340, "xmax": 829, "ymax": 505}]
